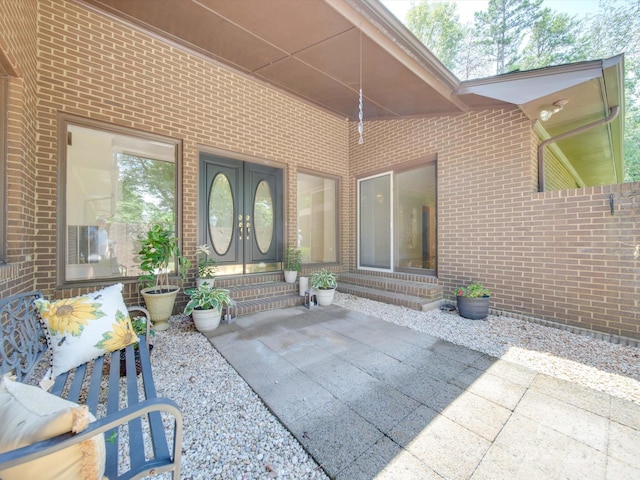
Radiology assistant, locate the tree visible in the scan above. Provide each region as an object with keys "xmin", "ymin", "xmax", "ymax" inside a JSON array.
[
  {"xmin": 474, "ymin": 0, "xmax": 543, "ymax": 74},
  {"xmin": 406, "ymin": 1, "xmax": 465, "ymax": 71},
  {"xmin": 517, "ymin": 8, "xmax": 581, "ymax": 70},
  {"xmin": 580, "ymin": 0, "xmax": 640, "ymax": 181}
]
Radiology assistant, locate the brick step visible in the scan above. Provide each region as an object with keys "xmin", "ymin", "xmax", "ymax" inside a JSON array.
[
  {"xmin": 223, "ymin": 280, "xmax": 298, "ymax": 302},
  {"xmin": 338, "ymin": 272, "xmax": 441, "ymax": 300},
  {"xmin": 349, "ymin": 270, "xmax": 439, "ymax": 284},
  {"xmin": 234, "ymin": 293, "xmax": 304, "ymax": 316},
  {"xmin": 337, "ymin": 282, "xmax": 442, "ymax": 312},
  {"xmin": 215, "ymin": 273, "xmax": 286, "ymax": 289}
]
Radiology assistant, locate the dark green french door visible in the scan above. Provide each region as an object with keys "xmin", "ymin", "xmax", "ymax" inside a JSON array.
[{"xmin": 200, "ymin": 153, "xmax": 283, "ymax": 275}]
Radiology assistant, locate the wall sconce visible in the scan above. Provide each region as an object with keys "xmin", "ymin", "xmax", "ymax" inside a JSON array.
[{"xmin": 539, "ymin": 99, "xmax": 569, "ymax": 121}]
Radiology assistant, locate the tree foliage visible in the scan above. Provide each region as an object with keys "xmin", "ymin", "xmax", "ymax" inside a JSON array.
[
  {"xmin": 405, "ymin": 0, "xmax": 640, "ymax": 181},
  {"xmin": 474, "ymin": 0, "xmax": 543, "ymax": 74},
  {"xmin": 406, "ymin": 1, "xmax": 465, "ymax": 70}
]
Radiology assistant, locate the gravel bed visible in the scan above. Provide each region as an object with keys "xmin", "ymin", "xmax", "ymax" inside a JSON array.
[{"xmin": 149, "ymin": 293, "xmax": 640, "ymax": 479}]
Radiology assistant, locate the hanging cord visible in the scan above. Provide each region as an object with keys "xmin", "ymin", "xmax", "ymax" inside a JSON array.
[{"xmin": 358, "ymin": 29, "xmax": 364, "ymax": 145}]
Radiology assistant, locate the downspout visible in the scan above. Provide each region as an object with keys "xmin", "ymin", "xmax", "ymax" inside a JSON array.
[{"xmin": 537, "ymin": 106, "xmax": 620, "ymax": 192}]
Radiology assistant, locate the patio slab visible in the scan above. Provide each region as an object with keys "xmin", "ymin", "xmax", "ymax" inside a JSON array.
[{"xmin": 206, "ymin": 305, "xmax": 640, "ymax": 479}]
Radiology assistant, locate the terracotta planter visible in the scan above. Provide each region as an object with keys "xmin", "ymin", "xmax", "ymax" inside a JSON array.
[
  {"xmin": 456, "ymin": 295, "xmax": 490, "ymax": 320},
  {"xmin": 191, "ymin": 307, "xmax": 222, "ymax": 333},
  {"xmin": 141, "ymin": 286, "xmax": 179, "ymax": 331}
]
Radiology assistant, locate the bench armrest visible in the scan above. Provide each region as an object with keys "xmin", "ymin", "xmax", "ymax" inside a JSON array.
[{"xmin": 0, "ymin": 397, "xmax": 183, "ymax": 477}]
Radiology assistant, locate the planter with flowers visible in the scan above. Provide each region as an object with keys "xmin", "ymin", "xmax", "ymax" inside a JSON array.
[
  {"xmin": 183, "ymin": 284, "xmax": 232, "ymax": 333},
  {"xmin": 195, "ymin": 244, "xmax": 218, "ymax": 288},
  {"xmin": 454, "ymin": 282, "xmax": 491, "ymax": 320}
]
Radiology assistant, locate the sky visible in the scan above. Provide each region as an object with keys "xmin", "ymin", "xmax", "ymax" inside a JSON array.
[{"xmin": 380, "ymin": 0, "xmax": 602, "ymax": 25}]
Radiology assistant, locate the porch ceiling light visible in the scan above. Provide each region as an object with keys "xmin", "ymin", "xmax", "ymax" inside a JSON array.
[{"xmin": 539, "ymin": 99, "xmax": 569, "ymax": 121}]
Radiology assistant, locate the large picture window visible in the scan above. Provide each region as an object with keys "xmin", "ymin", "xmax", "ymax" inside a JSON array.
[
  {"xmin": 60, "ymin": 118, "xmax": 181, "ymax": 284},
  {"xmin": 296, "ymin": 172, "xmax": 338, "ymax": 264}
]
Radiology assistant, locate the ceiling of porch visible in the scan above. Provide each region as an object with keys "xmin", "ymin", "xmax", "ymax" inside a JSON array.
[
  {"xmin": 77, "ymin": 0, "xmax": 476, "ymax": 120},
  {"xmin": 76, "ymin": 0, "xmax": 624, "ymax": 186}
]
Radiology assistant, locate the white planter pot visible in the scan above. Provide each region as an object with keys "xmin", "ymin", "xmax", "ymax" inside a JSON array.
[
  {"xmin": 284, "ymin": 270, "xmax": 298, "ymax": 284},
  {"xmin": 191, "ymin": 307, "xmax": 222, "ymax": 333},
  {"xmin": 196, "ymin": 277, "xmax": 215, "ymax": 288},
  {"xmin": 140, "ymin": 286, "xmax": 179, "ymax": 331},
  {"xmin": 315, "ymin": 288, "xmax": 336, "ymax": 306}
]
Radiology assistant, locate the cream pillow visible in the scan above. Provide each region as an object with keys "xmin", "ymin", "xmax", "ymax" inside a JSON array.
[
  {"xmin": 0, "ymin": 374, "xmax": 106, "ymax": 480},
  {"xmin": 35, "ymin": 283, "xmax": 139, "ymax": 379}
]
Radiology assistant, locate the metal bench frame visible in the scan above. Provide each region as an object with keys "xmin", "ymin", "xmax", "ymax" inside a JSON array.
[{"xmin": 0, "ymin": 291, "xmax": 183, "ymax": 480}]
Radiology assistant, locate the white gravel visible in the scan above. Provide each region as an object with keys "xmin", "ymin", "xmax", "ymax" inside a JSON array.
[{"xmin": 149, "ymin": 292, "xmax": 640, "ymax": 479}]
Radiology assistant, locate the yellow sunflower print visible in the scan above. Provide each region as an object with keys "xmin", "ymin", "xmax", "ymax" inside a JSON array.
[
  {"xmin": 95, "ymin": 310, "xmax": 139, "ymax": 352},
  {"xmin": 38, "ymin": 297, "xmax": 105, "ymax": 336}
]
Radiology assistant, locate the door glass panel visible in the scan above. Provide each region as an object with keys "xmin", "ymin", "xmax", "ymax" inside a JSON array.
[
  {"xmin": 359, "ymin": 174, "xmax": 391, "ymax": 269},
  {"xmin": 253, "ymin": 180, "xmax": 274, "ymax": 254},
  {"xmin": 209, "ymin": 173, "xmax": 233, "ymax": 255},
  {"xmin": 395, "ymin": 164, "xmax": 436, "ymax": 272}
]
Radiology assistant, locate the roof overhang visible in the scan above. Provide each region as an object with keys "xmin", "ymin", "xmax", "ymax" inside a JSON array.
[
  {"xmin": 76, "ymin": 0, "xmax": 468, "ymax": 120},
  {"xmin": 74, "ymin": 0, "xmax": 624, "ymax": 186},
  {"xmin": 457, "ymin": 56, "xmax": 625, "ymax": 185}
]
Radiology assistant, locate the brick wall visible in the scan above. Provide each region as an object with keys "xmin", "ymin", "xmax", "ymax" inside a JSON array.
[
  {"xmin": 350, "ymin": 112, "xmax": 640, "ymax": 339},
  {"xmin": 29, "ymin": 0, "xmax": 349, "ymax": 302},
  {"xmin": 0, "ymin": 0, "xmax": 38, "ymax": 298},
  {"xmin": 2, "ymin": 0, "xmax": 637, "ymax": 339}
]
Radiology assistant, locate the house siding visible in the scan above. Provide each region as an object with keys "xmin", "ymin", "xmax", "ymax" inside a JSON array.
[
  {"xmin": 0, "ymin": 0, "xmax": 39, "ymax": 297},
  {"xmin": 350, "ymin": 115, "xmax": 640, "ymax": 340},
  {"xmin": 27, "ymin": 0, "xmax": 349, "ymax": 303},
  {"xmin": 1, "ymin": 0, "xmax": 638, "ymax": 340}
]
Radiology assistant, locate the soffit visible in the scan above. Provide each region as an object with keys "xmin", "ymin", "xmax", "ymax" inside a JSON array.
[
  {"xmin": 457, "ymin": 57, "xmax": 625, "ymax": 186},
  {"xmin": 78, "ymin": 0, "xmax": 466, "ymax": 120}
]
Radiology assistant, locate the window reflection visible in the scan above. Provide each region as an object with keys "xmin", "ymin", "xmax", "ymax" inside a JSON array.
[
  {"xmin": 64, "ymin": 123, "xmax": 178, "ymax": 282},
  {"xmin": 296, "ymin": 172, "xmax": 337, "ymax": 263}
]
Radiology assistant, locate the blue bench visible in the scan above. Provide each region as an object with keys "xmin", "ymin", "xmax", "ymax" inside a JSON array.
[{"xmin": 0, "ymin": 291, "xmax": 183, "ymax": 479}]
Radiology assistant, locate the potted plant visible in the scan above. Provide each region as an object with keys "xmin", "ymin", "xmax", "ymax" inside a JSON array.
[
  {"xmin": 454, "ymin": 282, "xmax": 491, "ymax": 320},
  {"xmin": 138, "ymin": 224, "xmax": 190, "ymax": 331},
  {"xmin": 183, "ymin": 284, "xmax": 233, "ymax": 333},
  {"xmin": 310, "ymin": 268, "xmax": 338, "ymax": 306},
  {"xmin": 283, "ymin": 246, "xmax": 301, "ymax": 284},
  {"xmin": 119, "ymin": 315, "xmax": 155, "ymax": 376},
  {"xmin": 195, "ymin": 244, "xmax": 218, "ymax": 288}
]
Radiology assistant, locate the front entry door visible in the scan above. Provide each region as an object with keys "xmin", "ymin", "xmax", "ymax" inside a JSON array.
[{"xmin": 200, "ymin": 153, "xmax": 283, "ymax": 275}]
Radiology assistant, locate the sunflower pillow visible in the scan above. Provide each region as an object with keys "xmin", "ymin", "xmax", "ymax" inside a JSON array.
[{"xmin": 35, "ymin": 283, "xmax": 139, "ymax": 380}]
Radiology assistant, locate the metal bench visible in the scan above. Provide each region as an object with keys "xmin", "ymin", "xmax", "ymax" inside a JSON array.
[{"xmin": 0, "ymin": 291, "xmax": 183, "ymax": 479}]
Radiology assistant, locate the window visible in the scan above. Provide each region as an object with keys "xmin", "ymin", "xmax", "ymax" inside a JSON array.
[
  {"xmin": 0, "ymin": 76, "xmax": 7, "ymax": 264},
  {"xmin": 296, "ymin": 172, "xmax": 338, "ymax": 264},
  {"xmin": 358, "ymin": 162, "xmax": 437, "ymax": 274},
  {"xmin": 60, "ymin": 118, "xmax": 181, "ymax": 284}
]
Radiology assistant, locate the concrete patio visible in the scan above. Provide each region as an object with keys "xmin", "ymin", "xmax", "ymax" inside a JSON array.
[{"xmin": 206, "ymin": 305, "xmax": 640, "ymax": 479}]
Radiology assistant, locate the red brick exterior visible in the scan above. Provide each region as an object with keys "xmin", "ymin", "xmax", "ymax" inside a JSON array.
[{"xmin": 1, "ymin": 0, "xmax": 638, "ymax": 339}]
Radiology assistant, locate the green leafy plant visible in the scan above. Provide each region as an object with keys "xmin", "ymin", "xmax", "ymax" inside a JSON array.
[
  {"xmin": 137, "ymin": 224, "xmax": 190, "ymax": 290},
  {"xmin": 130, "ymin": 315, "xmax": 154, "ymax": 338},
  {"xmin": 196, "ymin": 244, "xmax": 218, "ymax": 279},
  {"xmin": 284, "ymin": 246, "xmax": 302, "ymax": 272},
  {"xmin": 454, "ymin": 282, "xmax": 490, "ymax": 298},
  {"xmin": 310, "ymin": 268, "xmax": 337, "ymax": 290},
  {"xmin": 183, "ymin": 284, "xmax": 232, "ymax": 315}
]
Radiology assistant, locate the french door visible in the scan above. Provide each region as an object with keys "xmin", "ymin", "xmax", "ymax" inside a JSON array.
[
  {"xmin": 358, "ymin": 163, "xmax": 437, "ymax": 275},
  {"xmin": 200, "ymin": 153, "xmax": 283, "ymax": 275}
]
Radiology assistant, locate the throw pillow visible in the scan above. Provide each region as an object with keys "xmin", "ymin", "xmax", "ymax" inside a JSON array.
[
  {"xmin": 35, "ymin": 283, "xmax": 139, "ymax": 379},
  {"xmin": 0, "ymin": 373, "xmax": 106, "ymax": 480}
]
